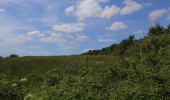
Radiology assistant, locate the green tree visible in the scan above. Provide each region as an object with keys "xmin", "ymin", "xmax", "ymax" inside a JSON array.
[
  {"xmin": 166, "ymin": 24, "xmax": 170, "ymax": 34},
  {"xmin": 9, "ymin": 54, "xmax": 19, "ymax": 58},
  {"xmin": 128, "ymin": 34, "xmax": 135, "ymax": 42},
  {"xmin": 0, "ymin": 56, "xmax": 3, "ymax": 60},
  {"xmin": 148, "ymin": 22, "xmax": 165, "ymax": 35}
]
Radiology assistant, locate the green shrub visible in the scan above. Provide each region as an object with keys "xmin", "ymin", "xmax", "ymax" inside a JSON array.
[
  {"xmin": 9, "ymin": 54, "xmax": 19, "ymax": 58},
  {"xmin": 0, "ymin": 80, "xmax": 25, "ymax": 100}
]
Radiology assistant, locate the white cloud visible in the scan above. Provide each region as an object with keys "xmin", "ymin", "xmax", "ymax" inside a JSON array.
[
  {"xmin": 100, "ymin": 5, "xmax": 120, "ymax": 18},
  {"xmin": 5, "ymin": 30, "xmax": 44, "ymax": 44},
  {"xmin": 40, "ymin": 32, "xmax": 73, "ymax": 49},
  {"xmin": 73, "ymin": 0, "xmax": 120, "ymax": 20},
  {"xmin": 26, "ymin": 30, "xmax": 41, "ymax": 37},
  {"xmin": 149, "ymin": 9, "xmax": 168, "ymax": 20},
  {"xmin": 75, "ymin": 0, "xmax": 103, "ymax": 20},
  {"xmin": 76, "ymin": 34, "xmax": 89, "ymax": 42},
  {"xmin": 40, "ymin": 33, "xmax": 65, "ymax": 43},
  {"xmin": 0, "ymin": 0, "xmax": 92, "ymax": 55},
  {"xmin": 40, "ymin": 32, "xmax": 89, "ymax": 49},
  {"xmin": 5, "ymin": 30, "xmax": 43, "ymax": 44},
  {"xmin": 8, "ymin": 35, "xmax": 32, "ymax": 44},
  {"xmin": 98, "ymin": 38, "xmax": 115, "ymax": 42},
  {"xmin": 120, "ymin": 0, "xmax": 143, "ymax": 15},
  {"xmin": 66, "ymin": 0, "xmax": 144, "ymax": 20},
  {"xmin": 106, "ymin": 21, "xmax": 128, "ymax": 31},
  {"xmin": 65, "ymin": 6, "xmax": 74, "ymax": 15},
  {"xmin": 0, "ymin": 13, "xmax": 33, "ymax": 46},
  {"xmin": 53, "ymin": 23, "xmax": 86, "ymax": 33}
]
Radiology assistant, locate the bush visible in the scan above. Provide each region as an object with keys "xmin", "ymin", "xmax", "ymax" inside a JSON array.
[
  {"xmin": 9, "ymin": 54, "xmax": 19, "ymax": 58},
  {"xmin": 0, "ymin": 56, "xmax": 3, "ymax": 59},
  {"xmin": 0, "ymin": 80, "xmax": 25, "ymax": 100},
  {"xmin": 148, "ymin": 22, "xmax": 165, "ymax": 36},
  {"xmin": 0, "ymin": 56, "xmax": 3, "ymax": 61}
]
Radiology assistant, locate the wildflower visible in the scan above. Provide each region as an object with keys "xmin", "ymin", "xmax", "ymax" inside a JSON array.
[
  {"xmin": 11, "ymin": 83, "xmax": 17, "ymax": 87},
  {"xmin": 24, "ymin": 93, "xmax": 33, "ymax": 100},
  {"xmin": 20, "ymin": 78, "xmax": 27, "ymax": 82}
]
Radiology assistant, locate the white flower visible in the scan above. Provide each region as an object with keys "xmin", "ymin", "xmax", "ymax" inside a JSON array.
[
  {"xmin": 24, "ymin": 93, "xmax": 33, "ymax": 100},
  {"xmin": 11, "ymin": 83, "xmax": 17, "ymax": 87},
  {"xmin": 20, "ymin": 78, "xmax": 27, "ymax": 82}
]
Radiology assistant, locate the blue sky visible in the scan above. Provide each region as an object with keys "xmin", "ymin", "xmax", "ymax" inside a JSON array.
[{"xmin": 0, "ymin": 0, "xmax": 170, "ymax": 56}]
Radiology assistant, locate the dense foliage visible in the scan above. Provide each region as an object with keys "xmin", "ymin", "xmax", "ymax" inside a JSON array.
[
  {"xmin": 0, "ymin": 24, "xmax": 170, "ymax": 100},
  {"xmin": 83, "ymin": 23, "xmax": 170, "ymax": 56},
  {"xmin": 8, "ymin": 54, "xmax": 19, "ymax": 58}
]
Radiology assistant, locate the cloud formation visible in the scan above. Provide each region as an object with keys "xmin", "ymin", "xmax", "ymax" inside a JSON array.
[
  {"xmin": 149, "ymin": 9, "xmax": 168, "ymax": 20},
  {"xmin": 66, "ymin": 0, "xmax": 143, "ymax": 20},
  {"xmin": 0, "ymin": 0, "xmax": 169, "ymax": 56},
  {"xmin": 100, "ymin": 5, "xmax": 120, "ymax": 18},
  {"xmin": 120, "ymin": 0, "xmax": 143, "ymax": 15},
  {"xmin": 65, "ymin": 6, "xmax": 74, "ymax": 15},
  {"xmin": 26, "ymin": 30, "xmax": 41, "ymax": 37},
  {"xmin": 98, "ymin": 38, "xmax": 115, "ymax": 42},
  {"xmin": 75, "ymin": 0, "xmax": 103, "ymax": 20},
  {"xmin": 53, "ymin": 23, "xmax": 86, "ymax": 33},
  {"xmin": 106, "ymin": 21, "xmax": 128, "ymax": 31}
]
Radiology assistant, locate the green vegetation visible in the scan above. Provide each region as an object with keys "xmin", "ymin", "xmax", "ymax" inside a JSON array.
[
  {"xmin": 0, "ymin": 23, "xmax": 170, "ymax": 100},
  {"xmin": 8, "ymin": 54, "xmax": 19, "ymax": 58}
]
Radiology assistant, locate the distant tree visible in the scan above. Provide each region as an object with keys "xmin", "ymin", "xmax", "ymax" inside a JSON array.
[
  {"xmin": 9, "ymin": 54, "xmax": 19, "ymax": 58},
  {"xmin": 148, "ymin": 22, "xmax": 165, "ymax": 35},
  {"xmin": 128, "ymin": 34, "xmax": 135, "ymax": 42},
  {"xmin": 118, "ymin": 35, "xmax": 135, "ymax": 56},
  {"xmin": 0, "ymin": 56, "xmax": 3, "ymax": 62},
  {"xmin": 166, "ymin": 24, "xmax": 170, "ymax": 34},
  {"xmin": 0, "ymin": 56, "xmax": 3, "ymax": 59}
]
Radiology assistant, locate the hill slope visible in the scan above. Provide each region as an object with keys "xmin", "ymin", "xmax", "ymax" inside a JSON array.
[{"xmin": 82, "ymin": 23, "xmax": 170, "ymax": 57}]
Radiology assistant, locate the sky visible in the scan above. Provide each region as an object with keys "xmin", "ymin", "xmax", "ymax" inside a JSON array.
[{"xmin": 0, "ymin": 0, "xmax": 170, "ymax": 56}]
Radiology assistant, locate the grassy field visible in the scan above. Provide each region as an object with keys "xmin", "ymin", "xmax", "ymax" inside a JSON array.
[
  {"xmin": 0, "ymin": 55, "xmax": 117, "ymax": 79},
  {"xmin": 0, "ymin": 55, "xmax": 169, "ymax": 100},
  {"xmin": 0, "ymin": 24, "xmax": 170, "ymax": 100}
]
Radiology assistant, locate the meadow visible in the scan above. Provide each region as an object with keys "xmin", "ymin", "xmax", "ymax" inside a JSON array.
[{"xmin": 0, "ymin": 23, "xmax": 170, "ymax": 100}]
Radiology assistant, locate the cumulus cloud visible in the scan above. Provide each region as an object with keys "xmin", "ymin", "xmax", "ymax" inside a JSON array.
[
  {"xmin": 76, "ymin": 34, "xmax": 89, "ymax": 42},
  {"xmin": 40, "ymin": 32, "xmax": 89, "ymax": 49},
  {"xmin": 52, "ymin": 23, "xmax": 86, "ymax": 33},
  {"xmin": 26, "ymin": 30, "xmax": 41, "ymax": 37},
  {"xmin": 66, "ymin": 0, "xmax": 144, "ymax": 20},
  {"xmin": 75, "ymin": 0, "xmax": 103, "ymax": 20},
  {"xmin": 6, "ymin": 30, "xmax": 43, "ymax": 44},
  {"xmin": 74, "ymin": 0, "xmax": 120, "ymax": 20},
  {"xmin": 149, "ymin": 9, "xmax": 168, "ymax": 20},
  {"xmin": 106, "ymin": 21, "xmax": 128, "ymax": 31},
  {"xmin": 120, "ymin": 0, "xmax": 143, "ymax": 15},
  {"xmin": 0, "ymin": 0, "xmax": 90, "ymax": 53},
  {"xmin": 100, "ymin": 5, "xmax": 120, "ymax": 18},
  {"xmin": 40, "ymin": 33, "xmax": 65, "ymax": 43},
  {"xmin": 65, "ymin": 6, "xmax": 74, "ymax": 15}
]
